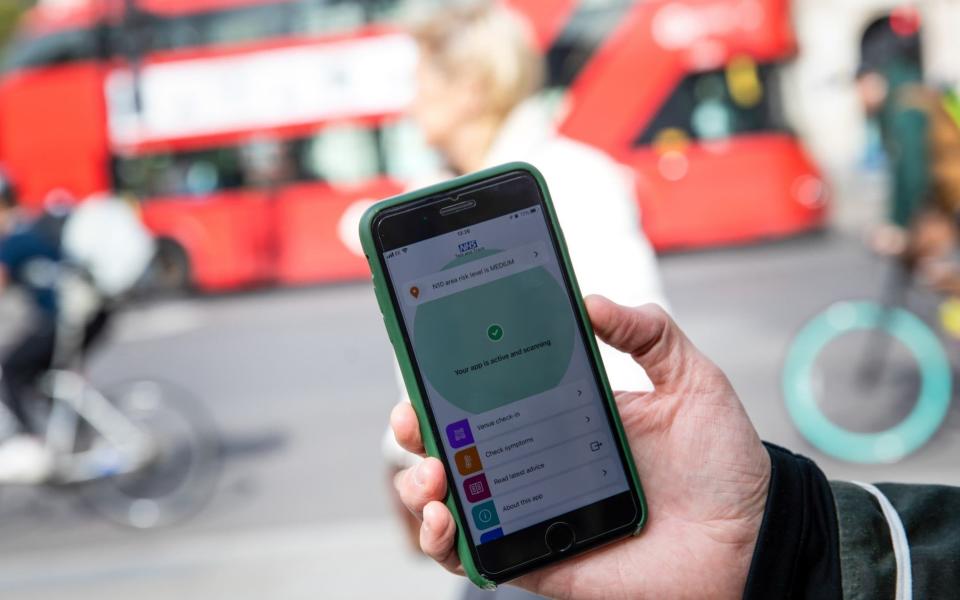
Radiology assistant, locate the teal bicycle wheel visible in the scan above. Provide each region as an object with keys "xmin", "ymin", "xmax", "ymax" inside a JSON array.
[{"xmin": 783, "ymin": 301, "xmax": 952, "ymax": 464}]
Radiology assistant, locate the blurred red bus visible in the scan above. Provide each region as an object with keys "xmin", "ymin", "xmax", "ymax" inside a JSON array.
[{"xmin": 0, "ymin": 0, "xmax": 826, "ymax": 291}]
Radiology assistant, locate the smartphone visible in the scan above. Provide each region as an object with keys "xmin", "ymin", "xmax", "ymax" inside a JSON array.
[{"xmin": 360, "ymin": 162, "xmax": 646, "ymax": 588}]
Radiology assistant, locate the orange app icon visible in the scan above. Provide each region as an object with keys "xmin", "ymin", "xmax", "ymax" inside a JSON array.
[{"xmin": 454, "ymin": 447, "xmax": 483, "ymax": 476}]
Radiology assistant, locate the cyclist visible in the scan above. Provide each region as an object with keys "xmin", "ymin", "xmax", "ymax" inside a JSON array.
[
  {"xmin": 857, "ymin": 13, "xmax": 929, "ymax": 258},
  {"xmin": 0, "ymin": 177, "xmax": 154, "ymax": 483},
  {"xmin": 0, "ymin": 175, "xmax": 70, "ymax": 481}
]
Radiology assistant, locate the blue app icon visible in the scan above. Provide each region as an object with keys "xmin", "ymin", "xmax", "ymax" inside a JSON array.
[{"xmin": 480, "ymin": 528, "xmax": 504, "ymax": 544}]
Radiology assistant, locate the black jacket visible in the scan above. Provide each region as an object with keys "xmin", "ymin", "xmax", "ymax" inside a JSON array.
[{"xmin": 743, "ymin": 443, "xmax": 960, "ymax": 599}]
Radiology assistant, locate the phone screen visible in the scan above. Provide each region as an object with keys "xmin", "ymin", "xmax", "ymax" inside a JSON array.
[{"xmin": 376, "ymin": 172, "xmax": 636, "ymax": 573}]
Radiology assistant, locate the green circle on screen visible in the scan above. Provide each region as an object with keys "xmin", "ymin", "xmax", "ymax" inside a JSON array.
[{"xmin": 413, "ymin": 264, "xmax": 575, "ymax": 414}]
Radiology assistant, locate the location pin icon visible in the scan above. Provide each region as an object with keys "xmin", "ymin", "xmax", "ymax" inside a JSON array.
[{"xmin": 410, "ymin": 286, "xmax": 420, "ymax": 299}]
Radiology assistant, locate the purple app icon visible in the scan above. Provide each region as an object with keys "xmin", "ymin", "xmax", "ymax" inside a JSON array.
[
  {"xmin": 446, "ymin": 419, "xmax": 474, "ymax": 449},
  {"xmin": 463, "ymin": 473, "xmax": 491, "ymax": 503}
]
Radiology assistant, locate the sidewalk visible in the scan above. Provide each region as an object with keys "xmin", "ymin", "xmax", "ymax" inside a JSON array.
[{"xmin": 0, "ymin": 518, "xmax": 462, "ymax": 600}]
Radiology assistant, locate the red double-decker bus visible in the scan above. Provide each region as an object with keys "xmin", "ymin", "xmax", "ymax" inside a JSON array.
[{"xmin": 0, "ymin": 0, "xmax": 826, "ymax": 291}]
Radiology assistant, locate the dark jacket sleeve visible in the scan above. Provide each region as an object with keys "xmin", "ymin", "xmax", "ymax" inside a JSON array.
[
  {"xmin": 743, "ymin": 443, "xmax": 960, "ymax": 599},
  {"xmin": 742, "ymin": 443, "xmax": 842, "ymax": 600}
]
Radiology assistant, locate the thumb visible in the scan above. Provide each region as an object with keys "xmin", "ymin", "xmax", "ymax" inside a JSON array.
[{"xmin": 585, "ymin": 295, "xmax": 701, "ymax": 390}]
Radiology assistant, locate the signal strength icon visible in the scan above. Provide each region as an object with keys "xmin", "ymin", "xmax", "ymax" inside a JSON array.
[{"xmin": 402, "ymin": 248, "xmax": 408, "ymax": 254}]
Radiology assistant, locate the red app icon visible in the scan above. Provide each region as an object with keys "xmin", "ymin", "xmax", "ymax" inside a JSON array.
[{"xmin": 463, "ymin": 473, "xmax": 491, "ymax": 503}]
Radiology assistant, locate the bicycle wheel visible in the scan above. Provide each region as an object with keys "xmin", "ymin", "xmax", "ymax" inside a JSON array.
[
  {"xmin": 78, "ymin": 379, "xmax": 222, "ymax": 528},
  {"xmin": 782, "ymin": 301, "xmax": 952, "ymax": 464}
]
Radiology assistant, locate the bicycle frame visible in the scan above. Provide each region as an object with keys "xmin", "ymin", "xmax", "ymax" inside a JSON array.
[
  {"xmin": 858, "ymin": 258, "xmax": 915, "ymax": 385},
  {"xmin": 37, "ymin": 271, "xmax": 157, "ymax": 484},
  {"xmin": 41, "ymin": 370, "xmax": 157, "ymax": 484}
]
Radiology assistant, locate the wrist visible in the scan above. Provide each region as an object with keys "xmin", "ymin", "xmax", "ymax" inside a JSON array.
[
  {"xmin": 742, "ymin": 443, "xmax": 841, "ymax": 600},
  {"xmin": 726, "ymin": 447, "xmax": 772, "ymax": 599}
]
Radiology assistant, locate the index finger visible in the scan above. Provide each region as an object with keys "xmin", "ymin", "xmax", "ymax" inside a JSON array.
[{"xmin": 390, "ymin": 401, "xmax": 426, "ymax": 457}]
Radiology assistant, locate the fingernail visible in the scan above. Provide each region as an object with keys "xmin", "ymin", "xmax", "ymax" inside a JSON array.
[{"xmin": 413, "ymin": 461, "xmax": 427, "ymax": 487}]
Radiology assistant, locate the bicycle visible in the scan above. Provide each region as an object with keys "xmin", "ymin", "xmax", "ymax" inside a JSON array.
[
  {"xmin": 7, "ymin": 270, "xmax": 222, "ymax": 528},
  {"xmin": 782, "ymin": 254, "xmax": 954, "ymax": 464}
]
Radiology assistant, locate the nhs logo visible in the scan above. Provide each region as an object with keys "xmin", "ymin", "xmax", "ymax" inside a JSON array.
[{"xmin": 458, "ymin": 240, "xmax": 479, "ymax": 254}]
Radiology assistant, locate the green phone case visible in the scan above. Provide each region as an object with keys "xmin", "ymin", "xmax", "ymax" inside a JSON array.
[{"xmin": 359, "ymin": 161, "xmax": 646, "ymax": 589}]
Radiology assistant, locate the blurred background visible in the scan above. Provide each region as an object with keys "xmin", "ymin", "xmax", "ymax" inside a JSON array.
[{"xmin": 0, "ymin": 0, "xmax": 956, "ymax": 598}]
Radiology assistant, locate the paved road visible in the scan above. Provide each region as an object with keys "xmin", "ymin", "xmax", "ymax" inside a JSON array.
[{"xmin": 0, "ymin": 229, "xmax": 957, "ymax": 599}]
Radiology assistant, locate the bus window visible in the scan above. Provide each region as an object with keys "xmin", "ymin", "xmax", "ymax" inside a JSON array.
[
  {"xmin": 115, "ymin": 147, "xmax": 245, "ymax": 199},
  {"xmin": 298, "ymin": 0, "xmax": 367, "ymax": 34},
  {"xmin": 149, "ymin": 4, "xmax": 297, "ymax": 52},
  {"xmin": 546, "ymin": 0, "xmax": 634, "ymax": 90},
  {"xmin": 380, "ymin": 118, "xmax": 441, "ymax": 182},
  {"xmin": 302, "ymin": 124, "xmax": 380, "ymax": 187},
  {"xmin": 3, "ymin": 28, "xmax": 101, "ymax": 72},
  {"xmin": 633, "ymin": 60, "xmax": 790, "ymax": 147},
  {"xmin": 296, "ymin": 0, "xmax": 447, "ymax": 32},
  {"xmin": 146, "ymin": 0, "xmax": 439, "ymax": 52},
  {"xmin": 4, "ymin": 0, "xmax": 441, "ymax": 72},
  {"xmin": 117, "ymin": 123, "xmax": 394, "ymax": 199}
]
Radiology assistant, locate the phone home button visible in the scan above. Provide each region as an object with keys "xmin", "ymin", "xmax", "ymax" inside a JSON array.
[{"xmin": 545, "ymin": 522, "xmax": 575, "ymax": 553}]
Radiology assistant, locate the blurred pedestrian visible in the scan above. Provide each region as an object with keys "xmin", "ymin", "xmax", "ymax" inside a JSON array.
[
  {"xmin": 902, "ymin": 87, "xmax": 960, "ymax": 293},
  {"xmin": 857, "ymin": 13, "xmax": 960, "ymax": 292},
  {"xmin": 381, "ymin": 3, "xmax": 668, "ymax": 590},
  {"xmin": 405, "ymin": 3, "xmax": 665, "ymax": 316},
  {"xmin": 858, "ymin": 13, "xmax": 929, "ymax": 258}
]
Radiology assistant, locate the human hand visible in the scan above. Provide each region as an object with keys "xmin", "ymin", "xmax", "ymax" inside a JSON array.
[{"xmin": 391, "ymin": 296, "xmax": 771, "ymax": 599}]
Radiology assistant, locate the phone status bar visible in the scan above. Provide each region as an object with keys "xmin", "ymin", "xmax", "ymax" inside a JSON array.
[{"xmin": 508, "ymin": 207, "xmax": 538, "ymax": 221}]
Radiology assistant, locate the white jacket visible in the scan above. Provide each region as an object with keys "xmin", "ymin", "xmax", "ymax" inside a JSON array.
[
  {"xmin": 483, "ymin": 99, "xmax": 668, "ymax": 392},
  {"xmin": 383, "ymin": 99, "xmax": 669, "ymax": 465}
]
